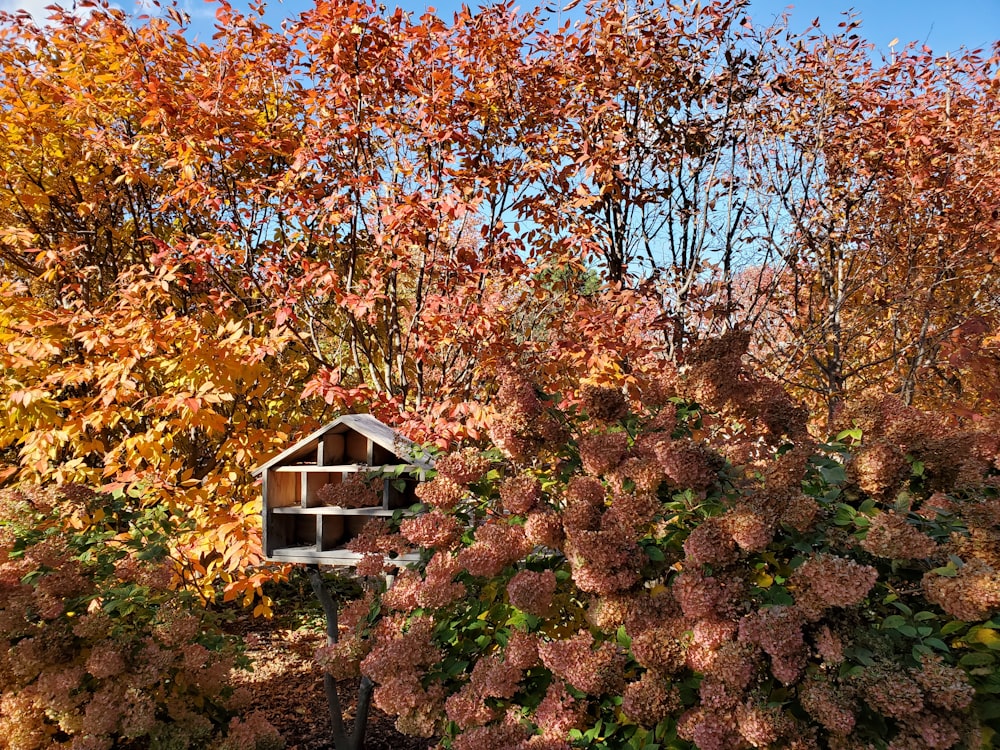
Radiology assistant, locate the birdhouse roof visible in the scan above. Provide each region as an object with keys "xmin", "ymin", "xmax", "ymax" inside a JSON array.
[{"xmin": 251, "ymin": 414, "xmax": 428, "ymax": 476}]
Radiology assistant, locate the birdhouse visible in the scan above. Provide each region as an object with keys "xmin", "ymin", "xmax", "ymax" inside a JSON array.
[{"xmin": 252, "ymin": 414, "xmax": 430, "ymax": 566}]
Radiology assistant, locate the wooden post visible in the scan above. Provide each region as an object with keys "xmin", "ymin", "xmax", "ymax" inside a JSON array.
[{"xmin": 307, "ymin": 565, "xmax": 374, "ymax": 750}]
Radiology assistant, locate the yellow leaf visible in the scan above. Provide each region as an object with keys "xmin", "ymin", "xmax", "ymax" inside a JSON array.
[{"xmin": 752, "ymin": 570, "xmax": 774, "ymax": 588}]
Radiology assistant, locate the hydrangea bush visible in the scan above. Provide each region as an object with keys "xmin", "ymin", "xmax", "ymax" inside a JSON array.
[
  {"xmin": 0, "ymin": 484, "xmax": 283, "ymax": 750},
  {"xmin": 328, "ymin": 333, "xmax": 1000, "ymax": 750}
]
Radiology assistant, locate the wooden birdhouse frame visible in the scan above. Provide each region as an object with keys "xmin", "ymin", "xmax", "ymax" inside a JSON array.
[{"xmin": 252, "ymin": 414, "xmax": 430, "ymax": 566}]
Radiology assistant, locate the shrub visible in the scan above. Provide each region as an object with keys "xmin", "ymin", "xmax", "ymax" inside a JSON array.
[
  {"xmin": 0, "ymin": 484, "xmax": 283, "ymax": 750},
  {"xmin": 323, "ymin": 354, "xmax": 1000, "ymax": 749}
]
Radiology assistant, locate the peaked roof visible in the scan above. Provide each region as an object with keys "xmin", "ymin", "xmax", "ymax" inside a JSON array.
[{"xmin": 251, "ymin": 414, "xmax": 428, "ymax": 476}]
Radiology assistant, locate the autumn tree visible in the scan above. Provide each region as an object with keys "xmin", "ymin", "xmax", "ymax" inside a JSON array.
[{"xmin": 746, "ymin": 19, "xmax": 1000, "ymax": 421}]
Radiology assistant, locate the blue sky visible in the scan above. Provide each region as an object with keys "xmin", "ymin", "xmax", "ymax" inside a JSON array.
[{"xmin": 2, "ymin": 0, "xmax": 997, "ymax": 56}]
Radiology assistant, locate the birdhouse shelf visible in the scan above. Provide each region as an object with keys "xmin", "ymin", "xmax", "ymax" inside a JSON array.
[{"xmin": 252, "ymin": 414, "xmax": 430, "ymax": 566}]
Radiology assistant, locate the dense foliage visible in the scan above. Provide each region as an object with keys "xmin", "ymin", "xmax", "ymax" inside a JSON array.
[
  {"xmin": 0, "ymin": 1, "xmax": 999, "ymax": 746},
  {"xmin": 329, "ymin": 336, "xmax": 1000, "ymax": 749},
  {"xmin": 0, "ymin": 484, "xmax": 283, "ymax": 750},
  {"xmin": 0, "ymin": 0, "xmax": 998, "ymax": 607}
]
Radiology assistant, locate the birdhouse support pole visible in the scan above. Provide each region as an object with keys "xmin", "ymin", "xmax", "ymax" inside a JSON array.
[{"xmin": 307, "ymin": 565, "xmax": 374, "ymax": 750}]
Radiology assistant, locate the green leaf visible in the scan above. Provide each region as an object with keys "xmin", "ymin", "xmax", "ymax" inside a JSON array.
[
  {"xmin": 959, "ymin": 652, "xmax": 996, "ymax": 667},
  {"xmin": 882, "ymin": 615, "xmax": 906, "ymax": 629},
  {"xmin": 820, "ymin": 464, "xmax": 847, "ymax": 484},
  {"xmin": 836, "ymin": 427, "xmax": 863, "ymax": 442},
  {"xmin": 645, "ymin": 546, "xmax": 665, "ymax": 562},
  {"xmin": 890, "ymin": 601, "xmax": 913, "ymax": 616}
]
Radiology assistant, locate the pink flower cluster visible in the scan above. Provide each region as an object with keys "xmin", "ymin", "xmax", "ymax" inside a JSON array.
[
  {"xmin": 457, "ymin": 521, "xmax": 529, "ymax": 578},
  {"xmin": 446, "ymin": 631, "xmax": 538, "ymax": 729},
  {"xmin": 507, "ymin": 569, "xmax": 556, "ymax": 617},
  {"xmin": 922, "ymin": 558, "xmax": 1000, "ymax": 621},
  {"xmin": 532, "ymin": 680, "xmax": 587, "ymax": 741},
  {"xmin": 577, "ymin": 432, "xmax": 629, "ymax": 476},
  {"xmin": 580, "ymin": 385, "xmax": 628, "ymax": 423},
  {"xmin": 738, "ymin": 606, "xmax": 807, "ymax": 685},
  {"xmin": 861, "ymin": 511, "xmax": 938, "ymax": 559},
  {"xmin": 435, "ymin": 447, "xmax": 492, "ymax": 486},
  {"xmin": 500, "ymin": 474, "xmax": 542, "ymax": 515},
  {"xmin": 538, "ymin": 630, "xmax": 624, "ymax": 696},
  {"xmin": 383, "ymin": 553, "xmax": 465, "ymax": 610},
  {"xmin": 792, "ymin": 554, "xmax": 878, "ymax": 618},
  {"xmin": 317, "ymin": 473, "xmax": 382, "ymax": 508},
  {"xmin": 621, "ymin": 671, "xmax": 681, "ymax": 727},
  {"xmin": 361, "ymin": 616, "xmax": 445, "ymax": 737},
  {"xmin": 400, "ymin": 509, "xmax": 463, "ymax": 550},
  {"xmin": 415, "ymin": 475, "xmax": 466, "ymax": 510}
]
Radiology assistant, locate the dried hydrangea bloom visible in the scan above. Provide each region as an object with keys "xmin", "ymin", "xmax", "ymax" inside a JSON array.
[
  {"xmin": 857, "ymin": 665, "xmax": 924, "ymax": 719},
  {"xmin": 699, "ymin": 675, "xmax": 741, "ymax": 710},
  {"xmin": 914, "ymin": 655, "xmax": 975, "ymax": 712},
  {"xmin": 415, "ymin": 475, "xmax": 465, "ymax": 510},
  {"xmin": 677, "ymin": 705, "xmax": 742, "ymax": 750},
  {"xmin": 683, "ymin": 516, "xmax": 739, "ymax": 567},
  {"xmin": 702, "ymin": 641, "xmax": 759, "ymax": 691},
  {"xmin": 524, "ymin": 511, "xmax": 564, "ymax": 549},
  {"xmin": 538, "ymin": 630, "xmax": 625, "ymax": 696},
  {"xmin": 897, "ymin": 713, "xmax": 964, "ymax": 749},
  {"xmin": 761, "ymin": 446, "xmax": 814, "ymax": 491},
  {"xmin": 798, "ymin": 678, "xmax": 856, "ymax": 735},
  {"xmin": 781, "ymin": 492, "xmax": 821, "ymax": 532},
  {"xmin": 446, "ymin": 633, "xmax": 537, "ymax": 730},
  {"xmin": 457, "ymin": 522, "xmax": 529, "ymax": 578},
  {"xmin": 691, "ymin": 617, "xmax": 737, "ymax": 650},
  {"xmin": 373, "ymin": 672, "xmax": 445, "ymax": 737},
  {"xmin": 507, "ymin": 569, "xmax": 556, "ymax": 617},
  {"xmin": 339, "ymin": 592, "xmax": 375, "ymax": 633},
  {"xmin": 564, "ymin": 527, "xmax": 641, "ymax": 594},
  {"xmin": 346, "ymin": 517, "xmax": 410, "ymax": 556},
  {"xmin": 400, "ymin": 510, "xmax": 463, "ymax": 550},
  {"xmin": 738, "ymin": 606, "xmax": 807, "ymax": 685},
  {"xmin": 655, "ymin": 441, "xmax": 720, "ymax": 491},
  {"xmin": 500, "ymin": 474, "xmax": 542, "ymax": 515},
  {"xmin": 414, "ymin": 552, "xmax": 465, "ymax": 609},
  {"xmin": 792, "ymin": 554, "xmax": 878, "ymax": 617},
  {"xmin": 861, "ymin": 511, "xmax": 938, "ymax": 559},
  {"xmin": 849, "ymin": 440, "xmax": 909, "ymax": 498},
  {"xmin": 623, "ymin": 587, "xmax": 682, "ymax": 633},
  {"xmin": 361, "ymin": 615, "xmax": 441, "ymax": 686},
  {"xmin": 495, "ymin": 372, "xmax": 544, "ymax": 422},
  {"xmin": 315, "ymin": 636, "xmax": 366, "ymax": 680},
  {"xmin": 451, "ymin": 718, "xmax": 530, "ymax": 750},
  {"xmin": 922, "ymin": 558, "xmax": 1000, "ymax": 621},
  {"xmin": 622, "ymin": 671, "xmax": 681, "ymax": 727},
  {"xmin": 812, "ymin": 625, "xmax": 844, "ymax": 665},
  {"xmin": 629, "ymin": 625, "xmax": 686, "ymax": 673},
  {"xmin": 951, "ymin": 526, "xmax": 1000, "ymax": 568},
  {"xmin": 316, "ymin": 473, "xmax": 383, "ymax": 508},
  {"xmin": 917, "ymin": 492, "xmax": 955, "ymax": 519},
  {"xmin": 608, "ymin": 457, "xmax": 666, "ymax": 495},
  {"xmin": 674, "ymin": 568, "xmax": 744, "ymax": 620},
  {"xmin": 355, "ymin": 552, "xmax": 387, "ymax": 578},
  {"xmin": 532, "ymin": 680, "xmax": 587, "ymax": 741},
  {"xmin": 720, "ymin": 501, "xmax": 777, "ymax": 552},
  {"xmin": 561, "ymin": 476, "xmax": 605, "ymax": 532},
  {"xmin": 445, "ymin": 685, "xmax": 499, "ymax": 730},
  {"xmin": 602, "ymin": 491, "xmax": 660, "ymax": 535},
  {"xmin": 435, "ymin": 448, "xmax": 492, "ymax": 486},
  {"xmin": 737, "ymin": 699, "xmax": 792, "ymax": 748},
  {"xmin": 577, "ymin": 432, "xmax": 629, "ymax": 477},
  {"xmin": 84, "ymin": 643, "xmax": 126, "ymax": 680}
]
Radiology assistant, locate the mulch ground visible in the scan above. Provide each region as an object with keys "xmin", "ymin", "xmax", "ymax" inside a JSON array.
[{"xmin": 228, "ymin": 613, "xmax": 436, "ymax": 750}]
